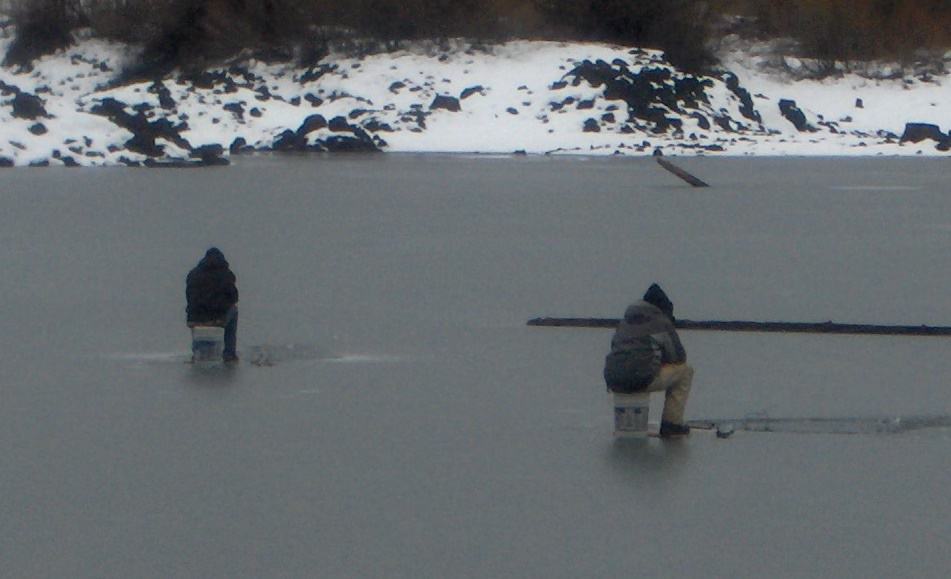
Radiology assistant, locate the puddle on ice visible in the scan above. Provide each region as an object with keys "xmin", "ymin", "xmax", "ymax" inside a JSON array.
[
  {"xmin": 102, "ymin": 345, "xmax": 406, "ymax": 369},
  {"xmin": 689, "ymin": 414, "xmax": 951, "ymax": 435},
  {"xmin": 103, "ymin": 352, "xmax": 190, "ymax": 365},
  {"xmin": 829, "ymin": 185, "xmax": 922, "ymax": 191},
  {"xmin": 246, "ymin": 344, "xmax": 405, "ymax": 367}
]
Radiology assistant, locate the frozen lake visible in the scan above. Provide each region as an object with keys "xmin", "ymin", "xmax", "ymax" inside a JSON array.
[{"xmin": 1, "ymin": 155, "xmax": 949, "ymax": 578}]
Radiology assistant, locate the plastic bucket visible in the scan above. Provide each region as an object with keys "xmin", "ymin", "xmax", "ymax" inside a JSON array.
[
  {"xmin": 191, "ymin": 326, "xmax": 225, "ymax": 362},
  {"xmin": 613, "ymin": 392, "xmax": 650, "ymax": 438}
]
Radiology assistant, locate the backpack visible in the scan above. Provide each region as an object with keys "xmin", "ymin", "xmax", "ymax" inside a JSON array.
[{"xmin": 603, "ymin": 335, "xmax": 661, "ymax": 393}]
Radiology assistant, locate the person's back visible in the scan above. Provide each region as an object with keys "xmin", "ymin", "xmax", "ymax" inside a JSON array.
[
  {"xmin": 604, "ymin": 284, "xmax": 694, "ymax": 437},
  {"xmin": 186, "ymin": 247, "xmax": 239, "ymax": 361}
]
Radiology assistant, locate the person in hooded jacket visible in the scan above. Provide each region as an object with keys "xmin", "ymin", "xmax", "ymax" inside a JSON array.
[
  {"xmin": 603, "ymin": 283, "xmax": 694, "ymax": 437},
  {"xmin": 186, "ymin": 247, "xmax": 239, "ymax": 362}
]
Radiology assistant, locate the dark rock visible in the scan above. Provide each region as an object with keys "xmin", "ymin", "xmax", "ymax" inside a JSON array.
[
  {"xmin": 778, "ymin": 99, "xmax": 814, "ymax": 132},
  {"xmin": 133, "ymin": 103, "xmax": 153, "ymax": 114},
  {"xmin": 149, "ymin": 81, "xmax": 176, "ymax": 110},
  {"xmin": 431, "ymin": 95, "xmax": 461, "ymax": 112},
  {"xmin": 322, "ymin": 133, "xmax": 380, "ymax": 153},
  {"xmin": 289, "ymin": 96, "xmax": 301, "ymax": 106},
  {"xmin": 144, "ymin": 158, "xmax": 192, "ymax": 168},
  {"xmin": 460, "ymin": 85, "xmax": 484, "ymax": 99},
  {"xmin": 506, "ymin": 107, "xmax": 518, "ymax": 115},
  {"xmin": 577, "ymin": 99, "xmax": 595, "ymax": 110},
  {"xmin": 229, "ymin": 137, "xmax": 249, "ymax": 154},
  {"xmin": 304, "ymin": 93, "xmax": 323, "ymax": 107},
  {"xmin": 249, "ymin": 108, "xmax": 262, "ymax": 118},
  {"xmin": 601, "ymin": 112, "xmax": 616, "ymax": 123},
  {"xmin": 328, "ymin": 116, "xmax": 351, "ymax": 132},
  {"xmin": 300, "ymin": 64, "xmax": 337, "ymax": 84},
  {"xmin": 348, "ymin": 109, "xmax": 370, "ymax": 120},
  {"xmin": 900, "ymin": 122, "xmax": 947, "ymax": 144},
  {"xmin": 722, "ymin": 72, "xmax": 761, "ymax": 123},
  {"xmin": 550, "ymin": 81, "xmax": 568, "ymax": 90},
  {"xmin": 855, "ymin": 98, "xmax": 864, "ymax": 108},
  {"xmin": 713, "ymin": 115, "xmax": 735, "ymax": 132},
  {"xmin": 29, "ymin": 159, "xmax": 50, "ymax": 167},
  {"xmin": 255, "ymin": 86, "xmax": 272, "ymax": 101},
  {"xmin": 0, "ymin": 157, "xmax": 13, "ymax": 167},
  {"xmin": 564, "ymin": 60, "xmax": 711, "ymax": 133},
  {"xmin": 126, "ymin": 133, "xmax": 165, "ymax": 157},
  {"xmin": 583, "ymin": 118, "xmax": 600, "ymax": 132},
  {"xmin": 89, "ymin": 97, "xmax": 129, "ymax": 120},
  {"xmin": 118, "ymin": 157, "xmax": 141, "ymax": 167},
  {"xmin": 90, "ymin": 97, "xmax": 192, "ymax": 157},
  {"xmin": 223, "ymin": 102, "xmax": 245, "ymax": 119},
  {"xmin": 191, "ymin": 144, "xmax": 226, "ymax": 165},
  {"xmin": 62, "ymin": 156, "xmax": 80, "ymax": 167},
  {"xmin": 298, "ymin": 114, "xmax": 328, "ymax": 136},
  {"xmin": 0, "ymin": 80, "xmax": 18, "ymax": 96},
  {"xmin": 691, "ymin": 112, "xmax": 711, "ymax": 130},
  {"xmin": 389, "ymin": 81, "xmax": 406, "ymax": 94},
  {"xmin": 12, "ymin": 92, "xmax": 49, "ymax": 119},
  {"xmin": 273, "ymin": 129, "xmax": 303, "ymax": 151},
  {"xmin": 656, "ymin": 116, "xmax": 683, "ymax": 133},
  {"xmin": 190, "ymin": 70, "xmax": 231, "ymax": 90},
  {"xmin": 29, "ymin": 123, "xmax": 47, "ymax": 135},
  {"xmin": 364, "ymin": 119, "xmax": 394, "ymax": 132}
]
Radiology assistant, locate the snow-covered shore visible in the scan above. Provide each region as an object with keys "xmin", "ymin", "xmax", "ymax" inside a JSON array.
[{"xmin": 1, "ymin": 22, "xmax": 950, "ymax": 167}]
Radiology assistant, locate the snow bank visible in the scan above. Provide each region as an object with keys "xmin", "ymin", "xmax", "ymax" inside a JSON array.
[{"xmin": 1, "ymin": 25, "xmax": 949, "ymax": 167}]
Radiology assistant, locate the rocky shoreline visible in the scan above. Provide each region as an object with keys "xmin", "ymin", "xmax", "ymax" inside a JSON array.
[{"xmin": 1, "ymin": 29, "xmax": 950, "ymax": 167}]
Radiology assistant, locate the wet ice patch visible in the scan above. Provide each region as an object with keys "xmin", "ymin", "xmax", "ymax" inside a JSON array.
[
  {"xmin": 246, "ymin": 343, "xmax": 334, "ymax": 367},
  {"xmin": 104, "ymin": 351, "xmax": 190, "ymax": 365},
  {"xmin": 829, "ymin": 185, "xmax": 921, "ymax": 191},
  {"xmin": 689, "ymin": 414, "xmax": 951, "ymax": 435},
  {"xmin": 325, "ymin": 353, "xmax": 405, "ymax": 364},
  {"xmin": 245, "ymin": 344, "xmax": 404, "ymax": 367}
]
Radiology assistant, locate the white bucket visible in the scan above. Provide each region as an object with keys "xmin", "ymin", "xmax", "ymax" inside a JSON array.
[
  {"xmin": 191, "ymin": 326, "xmax": 225, "ymax": 362},
  {"xmin": 613, "ymin": 392, "xmax": 650, "ymax": 438}
]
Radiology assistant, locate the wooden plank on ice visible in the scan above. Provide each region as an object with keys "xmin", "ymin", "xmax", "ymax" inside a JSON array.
[
  {"xmin": 655, "ymin": 157, "xmax": 710, "ymax": 187},
  {"xmin": 526, "ymin": 317, "xmax": 951, "ymax": 337}
]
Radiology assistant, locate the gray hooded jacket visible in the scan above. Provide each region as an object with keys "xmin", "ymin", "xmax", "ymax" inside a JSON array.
[{"xmin": 603, "ymin": 300, "xmax": 687, "ymax": 393}]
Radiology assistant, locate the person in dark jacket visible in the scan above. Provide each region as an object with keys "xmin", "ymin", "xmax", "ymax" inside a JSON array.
[
  {"xmin": 604, "ymin": 283, "xmax": 694, "ymax": 437},
  {"xmin": 186, "ymin": 247, "xmax": 239, "ymax": 361}
]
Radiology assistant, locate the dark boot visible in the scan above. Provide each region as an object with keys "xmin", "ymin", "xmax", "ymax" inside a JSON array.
[
  {"xmin": 659, "ymin": 421, "xmax": 690, "ymax": 438},
  {"xmin": 222, "ymin": 306, "xmax": 238, "ymax": 361}
]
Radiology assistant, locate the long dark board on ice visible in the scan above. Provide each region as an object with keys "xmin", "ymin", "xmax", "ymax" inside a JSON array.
[{"xmin": 526, "ymin": 317, "xmax": 951, "ymax": 337}]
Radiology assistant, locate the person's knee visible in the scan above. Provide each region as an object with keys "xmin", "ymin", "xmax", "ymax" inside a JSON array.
[{"xmin": 684, "ymin": 364, "xmax": 695, "ymax": 380}]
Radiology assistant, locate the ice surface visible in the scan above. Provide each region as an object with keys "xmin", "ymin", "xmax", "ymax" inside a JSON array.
[{"xmin": 0, "ymin": 156, "xmax": 948, "ymax": 578}]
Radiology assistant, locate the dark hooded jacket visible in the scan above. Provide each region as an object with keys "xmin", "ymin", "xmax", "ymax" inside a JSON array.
[
  {"xmin": 186, "ymin": 248, "xmax": 238, "ymax": 324},
  {"xmin": 603, "ymin": 300, "xmax": 686, "ymax": 393}
]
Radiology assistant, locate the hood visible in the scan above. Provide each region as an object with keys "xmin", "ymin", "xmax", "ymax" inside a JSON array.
[{"xmin": 198, "ymin": 247, "xmax": 229, "ymax": 270}]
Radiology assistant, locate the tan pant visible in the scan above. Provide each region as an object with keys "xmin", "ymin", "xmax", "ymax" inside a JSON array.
[{"xmin": 645, "ymin": 363, "xmax": 694, "ymax": 425}]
